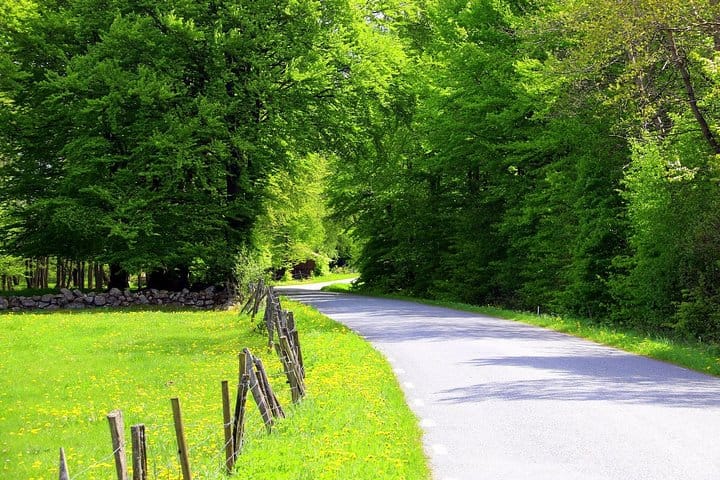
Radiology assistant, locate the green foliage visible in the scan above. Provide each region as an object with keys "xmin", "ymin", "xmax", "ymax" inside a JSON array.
[
  {"xmin": 612, "ymin": 132, "xmax": 720, "ymax": 339},
  {"xmin": 332, "ymin": 0, "xmax": 720, "ymax": 342},
  {"xmin": 0, "ymin": 0, "xmax": 376, "ymax": 287},
  {"xmin": 253, "ymin": 154, "xmax": 333, "ymax": 272},
  {"xmin": 4, "ymin": 0, "xmax": 720, "ymax": 339},
  {"xmin": 0, "ymin": 254, "xmax": 24, "ymax": 280}
]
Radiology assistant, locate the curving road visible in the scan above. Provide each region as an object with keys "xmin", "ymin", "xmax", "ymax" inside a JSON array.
[{"xmin": 279, "ymin": 283, "xmax": 720, "ymax": 480}]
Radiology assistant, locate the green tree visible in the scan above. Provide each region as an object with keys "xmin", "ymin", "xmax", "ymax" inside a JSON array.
[
  {"xmin": 0, "ymin": 0, "xmax": 362, "ymax": 289},
  {"xmin": 253, "ymin": 154, "xmax": 332, "ymax": 277}
]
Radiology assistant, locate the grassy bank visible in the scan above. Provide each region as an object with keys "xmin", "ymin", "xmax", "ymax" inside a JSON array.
[
  {"xmin": 321, "ymin": 282, "xmax": 720, "ymax": 377},
  {"xmin": 272, "ymin": 272, "xmax": 358, "ymax": 286},
  {"xmin": 0, "ymin": 304, "xmax": 428, "ymax": 479}
]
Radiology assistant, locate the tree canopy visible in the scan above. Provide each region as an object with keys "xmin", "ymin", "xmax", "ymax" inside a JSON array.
[{"xmin": 3, "ymin": 0, "xmax": 720, "ymax": 340}]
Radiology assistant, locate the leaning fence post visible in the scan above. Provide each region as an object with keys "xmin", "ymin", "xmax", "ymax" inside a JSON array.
[
  {"xmin": 278, "ymin": 335, "xmax": 305, "ymax": 402},
  {"xmin": 221, "ymin": 381, "xmax": 234, "ymax": 473},
  {"xmin": 253, "ymin": 356, "xmax": 285, "ymax": 419},
  {"xmin": 130, "ymin": 424, "xmax": 147, "ymax": 480},
  {"xmin": 243, "ymin": 348, "xmax": 274, "ymax": 431},
  {"xmin": 107, "ymin": 410, "xmax": 129, "ymax": 480},
  {"xmin": 59, "ymin": 448, "xmax": 70, "ymax": 480},
  {"xmin": 171, "ymin": 398, "xmax": 193, "ymax": 480}
]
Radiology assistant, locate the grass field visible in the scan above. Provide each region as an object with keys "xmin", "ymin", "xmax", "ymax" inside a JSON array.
[
  {"xmin": 321, "ymin": 282, "xmax": 720, "ymax": 378},
  {"xmin": 0, "ymin": 303, "xmax": 428, "ymax": 479}
]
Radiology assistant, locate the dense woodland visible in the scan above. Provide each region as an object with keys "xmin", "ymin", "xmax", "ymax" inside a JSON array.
[{"xmin": 2, "ymin": 0, "xmax": 720, "ymax": 340}]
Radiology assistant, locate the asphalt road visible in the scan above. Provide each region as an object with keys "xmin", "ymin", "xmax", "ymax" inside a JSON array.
[{"xmin": 278, "ymin": 284, "xmax": 720, "ymax": 480}]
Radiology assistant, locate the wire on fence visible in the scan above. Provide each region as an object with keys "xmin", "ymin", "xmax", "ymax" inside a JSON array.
[
  {"xmin": 61, "ymin": 277, "xmax": 308, "ymax": 480},
  {"xmin": 68, "ymin": 445, "xmax": 122, "ymax": 480}
]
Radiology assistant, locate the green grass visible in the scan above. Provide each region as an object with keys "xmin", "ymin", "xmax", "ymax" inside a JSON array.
[
  {"xmin": 0, "ymin": 305, "xmax": 428, "ymax": 480},
  {"xmin": 272, "ymin": 272, "xmax": 358, "ymax": 286},
  {"xmin": 321, "ymin": 283, "xmax": 354, "ymax": 293},
  {"xmin": 320, "ymin": 283, "xmax": 720, "ymax": 377}
]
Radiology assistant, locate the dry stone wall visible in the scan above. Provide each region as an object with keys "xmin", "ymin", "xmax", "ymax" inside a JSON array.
[{"xmin": 0, "ymin": 287, "xmax": 231, "ymax": 312}]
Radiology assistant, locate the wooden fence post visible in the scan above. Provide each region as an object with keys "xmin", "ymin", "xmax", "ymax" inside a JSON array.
[
  {"xmin": 171, "ymin": 398, "xmax": 193, "ymax": 480},
  {"xmin": 277, "ymin": 335, "xmax": 305, "ymax": 403},
  {"xmin": 232, "ymin": 353, "xmax": 250, "ymax": 460},
  {"xmin": 252, "ymin": 279, "xmax": 265, "ymax": 319},
  {"xmin": 243, "ymin": 348, "xmax": 274, "ymax": 431},
  {"xmin": 287, "ymin": 312, "xmax": 304, "ymax": 379},
  {"xmin": 221, "ymin": 381, "xmax": 234, "ymax": 473},
  {"xmin": 264, "ymin": 294, "xmax": 275, "ymax": 346},
  {"xmin": 253, "ymin": 356, "xmax": 285, "ymax": 419},
  {"xmin": 59, "ymin": 448, "xmax": 70, "ymax": 480},
  {"xmin": 130, "ymin": 424, "xmax": 147, "ymax": 480},
  {"xmin": 107, "ymin": 410, "xmax": 129, "ymax": 480}
]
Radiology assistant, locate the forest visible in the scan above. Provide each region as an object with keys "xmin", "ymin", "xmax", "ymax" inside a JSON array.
[{"xmin": 2, "ymin": 0, "xmax": 720, "ymax": 340}]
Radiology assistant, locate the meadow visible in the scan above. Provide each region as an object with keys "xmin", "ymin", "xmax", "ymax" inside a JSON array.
[{"xmin": 0, "ymin": 302, "xmax": 428, "ymax": 479}]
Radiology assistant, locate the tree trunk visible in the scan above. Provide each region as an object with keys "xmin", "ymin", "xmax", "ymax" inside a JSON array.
[
  {"xmin": 24, "ymin": 259, "xmax": 33, "ymax": 289},
  {"xmin": 108, "ymin": 263, "xmax": 130, "ymax": 290},
  {"xmin": 147, "ymin": 266, "xmax": 190, "ymax": 291},
  {"xmin": 666, "ymin": 29, "xmax": 720, "ymax": 154},
  {"xmin": 95, "ymin": 263, "xmax": 105, "ymax": 290},
  {"xmin": 56, "ymin": 258, "xmax": 62, "ymax": 288},
  {"xmin": 628, "ymin": 45, "xmax": 670, "ymax": 135},
  {"xmin": 711, "ymin": 0, "xmax": 720, "ymax": 52}
]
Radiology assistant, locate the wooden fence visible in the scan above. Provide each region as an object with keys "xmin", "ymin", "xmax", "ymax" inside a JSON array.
[{"xmin": 58, "ymin": 282, "xmax": 305, "ymax": 480}]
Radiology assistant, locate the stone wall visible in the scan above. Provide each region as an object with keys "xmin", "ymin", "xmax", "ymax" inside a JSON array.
[{"xmin": 0, "ymin": 287, "xmax": 232, "ymax": 312}]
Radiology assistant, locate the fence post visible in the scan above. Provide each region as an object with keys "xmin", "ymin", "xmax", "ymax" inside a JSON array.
[
  {"xmin": 253, "ymin": 356, "xmax": 285, "ymax": 419},
  {"xmin": 264, "ymin": 294, "xmax": 275, "ymax": 346},
  {"xmin": 221, "ymin": 381, "xmax": 234, "ymax": 473},
  {"xmin": 171, "ymin": 398, "xmax": 193, "ymax": 480},
  {"xmin": 59, "ymin": 448, "xmax": 70, "ymax": 480},
  {"xmin": 107, "ymin": 410, "xmax": 129, "ymax": 480},
  {"xmin": 243, "ymin": 348, "xmax": 274, "ymax": 431},
  {"xmin": 278, "ymin": 335, "xmax": 305, "ymax": 402},
  {"xmin": 252, "ymin": 279, "xmax": 265, "ymax": 319},
  {"xmin": 233, "ymin": 354, "xmax": 250, "ymax": 460},
  {"xmin": 287, "ymin": 312, "xmax": 304, "ymax": 378},
  {"xmin": 130, "ymin": 424, "xmax": 147, "ymax": 480}
]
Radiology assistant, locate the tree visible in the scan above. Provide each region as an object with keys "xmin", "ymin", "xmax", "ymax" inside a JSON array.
[
  {"xmin": 253, "ymin": 153, "xmax": 333, "ymax": 278},
  {"xmin": 0, "ymin": 0, "xmax": 362, "ymax": 289}
]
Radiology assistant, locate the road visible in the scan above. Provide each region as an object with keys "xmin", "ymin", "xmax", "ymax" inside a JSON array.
[{"xmin": 278, "ymin": 283, "xmax": 720, "ymax": 480}]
